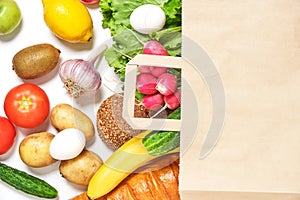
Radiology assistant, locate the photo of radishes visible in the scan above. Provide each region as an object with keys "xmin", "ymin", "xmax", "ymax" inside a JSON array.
[
  {"xmin": 127, "ymin": 27, "xmax": 181, "ymax": 116},
  {"xmin": 136, "ymin": 65, "xmax": 181, "ymax": 118}
]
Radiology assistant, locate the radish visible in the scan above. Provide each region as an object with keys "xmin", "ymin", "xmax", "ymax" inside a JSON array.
[
  {"xmin": 156, "ymin": 73, "xmax": 177, "ymax": 96},
  {"xmin": 136, "ymin": 73, "xmax": 157, "ymax": 95},
  {"xmin": 150, "ymin": 66, "xmax": 168, "ymax": 77},
  {"xmin": 124, "ymin": 26, "xmax": 169, "ymax": 56},
  {"xmin": 151, "ymin": 90, "xmax": 181, "ymax": 117},
  {"xmin": 164, "ymin": 90, "xmax": 181, "ymax": 110},
  {"xmin": 138, "ymin": 65, "xmax": 151, "ymax": 73},
  {"xmin": 80, "ymin": 0, "xmax": 99, "ymax": 5},
  {"xmin": 143, "ymin": 40, "xmax": 169, "ymax": 55},
  {"xmin": 141, "ymin": 93, "xmax": 164, "ymax": 111}
]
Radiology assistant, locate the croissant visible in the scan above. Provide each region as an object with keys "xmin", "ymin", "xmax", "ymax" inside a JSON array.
[{"xmin": 70, "ymin": 159, "xmax": 180, "ymax": 200}]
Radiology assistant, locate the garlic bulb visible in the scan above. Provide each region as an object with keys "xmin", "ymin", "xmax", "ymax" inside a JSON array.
[
  {"xmin": 59, "ymin": 59, "xmax": 101, "ymax": 98},
  {"xmin": 59, "ymin": 43, "xmax": 108, "ymax": 98}
]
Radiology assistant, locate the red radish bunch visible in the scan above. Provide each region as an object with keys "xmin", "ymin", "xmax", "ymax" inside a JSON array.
[
  {"xmin": 134, "ymin": 38, "xmax": 181, "ymax": 114},
  {"xmin": 136, "ymin": 66, "xmax": 181, "ymax": 113}
]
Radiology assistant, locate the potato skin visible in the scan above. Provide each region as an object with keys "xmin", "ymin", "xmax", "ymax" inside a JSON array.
[
  {"xmin": 12, "ymin": 43, "xmax": 60, "ymax": 79},
  {"xmin": 59, "ymin": 149, "xmax": 103, "ymax": 186},
  {"xmin": 50, "ymin": 103, "xmax": 95, "ymax": 141},
  {"xmin": 19, "ymin": 132, "xmax": 57, "ymax": 168}
]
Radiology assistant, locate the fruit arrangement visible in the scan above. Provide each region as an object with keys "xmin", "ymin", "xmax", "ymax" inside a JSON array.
[{"xmin": 0, "ymin": 0, "xmax": 182, "ymax": 199}]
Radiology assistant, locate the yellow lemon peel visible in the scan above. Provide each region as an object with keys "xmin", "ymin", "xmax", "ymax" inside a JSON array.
[{"xmin": 42, "ymin": 0, "xmax": 93, "ymax": 43}]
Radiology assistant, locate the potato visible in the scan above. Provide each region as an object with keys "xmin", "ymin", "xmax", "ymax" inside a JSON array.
[
  {"xmin": 50, "ymin": 103, "xmax": 95, "ymax": 141},
  {"xmin": 12, "ymin": 43, "xmax": 60, "ymax": 79},
  {"xmin": 59, "ymin": 149, "xmax": 103, "ymax": 186},
  {"xmin": 19, "ymin": 132, "xmax": 57, "ymax": 168}
]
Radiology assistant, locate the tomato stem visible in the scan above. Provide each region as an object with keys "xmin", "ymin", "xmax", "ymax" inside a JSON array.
[{"xmin": 18, "ymin": 96, "xmax": 32, "ymax": 110}]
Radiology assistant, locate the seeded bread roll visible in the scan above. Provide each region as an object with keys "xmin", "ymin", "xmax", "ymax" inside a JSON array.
[{"xmin": 96, "ymin": 93, "xmax": 149, "ymax": 150}]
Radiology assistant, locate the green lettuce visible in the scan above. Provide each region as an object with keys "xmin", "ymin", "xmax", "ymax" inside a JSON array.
[{"xmin": 99, "ymin": 0, "xmax": 182, "ymax": 80}]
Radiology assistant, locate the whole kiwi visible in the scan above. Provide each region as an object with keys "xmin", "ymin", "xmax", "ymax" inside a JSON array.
[{"xmin": 12, "ymin": 43, "xmax": 61, "ymax": 79}]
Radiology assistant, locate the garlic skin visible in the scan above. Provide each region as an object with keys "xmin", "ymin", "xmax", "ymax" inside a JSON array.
[{"xmin": 59, "ymin": 59, "xmax": 101, "ymax": 98}]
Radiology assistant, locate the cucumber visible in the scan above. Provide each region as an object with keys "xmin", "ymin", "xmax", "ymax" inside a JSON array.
[
  {"xmin": 142, "ymin": 107, "xmax": 181, "ymax": 156},
  {"xmin": 0, "ymin": 162, "xmax": 58, "ymax": 198},
  {"xmin": 142, "ymin": 130, "xmax": 180, "ymax": 156}
]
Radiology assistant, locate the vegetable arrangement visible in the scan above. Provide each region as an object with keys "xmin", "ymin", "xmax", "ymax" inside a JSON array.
[
  {"xmin": 0, "ymin": 0, "xmax": 182, "ymax": 199},
  {"xmin": 100, "ymin": 0, "xmax": 182, "ymax": 80}
]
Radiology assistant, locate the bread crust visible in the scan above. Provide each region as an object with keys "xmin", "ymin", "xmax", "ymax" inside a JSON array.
[{"xmin": 96, "ymin": 93, "xmax": 149, "ymax": 150}]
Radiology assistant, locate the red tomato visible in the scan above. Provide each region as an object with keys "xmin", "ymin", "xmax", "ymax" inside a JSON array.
[
  {"xmin": 0, "ymin": 116, "xmax": 16, "ymax": 155},
  {"xmin": 4, "ymin": 83, "xmax": 50, "ymax": 128}
]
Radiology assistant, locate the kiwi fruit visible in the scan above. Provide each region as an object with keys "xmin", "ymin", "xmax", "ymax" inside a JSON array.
[{"xmin": 12, "ymin": 43, "xmax": 61, "ymax": 79}]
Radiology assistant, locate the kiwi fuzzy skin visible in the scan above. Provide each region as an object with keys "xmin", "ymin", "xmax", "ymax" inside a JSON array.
[{"xmin": 12, "ymin": 43, "xmax": 61, "ymax": 79}]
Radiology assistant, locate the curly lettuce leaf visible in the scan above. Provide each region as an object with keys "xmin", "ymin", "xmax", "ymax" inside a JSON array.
[{"xmin": 100, "ymin": 0, "xmax": 181, "ymax": 35}]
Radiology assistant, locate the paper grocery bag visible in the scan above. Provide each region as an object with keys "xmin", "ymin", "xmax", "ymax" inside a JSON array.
[{"xmin": 180, "ymin": 0, "xmax": 300, "ymax": 199}]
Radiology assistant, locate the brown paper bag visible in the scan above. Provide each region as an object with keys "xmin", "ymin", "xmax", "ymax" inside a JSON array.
[{"xmin": 180, "ymin": 0, "xmax": 300, "ymax": 199}]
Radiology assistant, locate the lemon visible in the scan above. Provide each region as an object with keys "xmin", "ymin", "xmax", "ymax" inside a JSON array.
[{"xmin": 42, "ymin": 0, "xmax": 93, "ymax": 43}]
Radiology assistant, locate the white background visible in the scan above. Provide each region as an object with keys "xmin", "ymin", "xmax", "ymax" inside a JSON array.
[{"xmin": 0, "ymin": 0, "xmax": 119, "ymax": 199}]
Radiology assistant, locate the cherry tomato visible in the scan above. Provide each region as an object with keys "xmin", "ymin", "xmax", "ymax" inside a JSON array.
[
  {"xmin": 0, "ymin": 116, "xmax": 16, "ymax": 155},
  {"xmin": 4, "ymin": 83, "xmax": 50, "ymax": 128}
]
